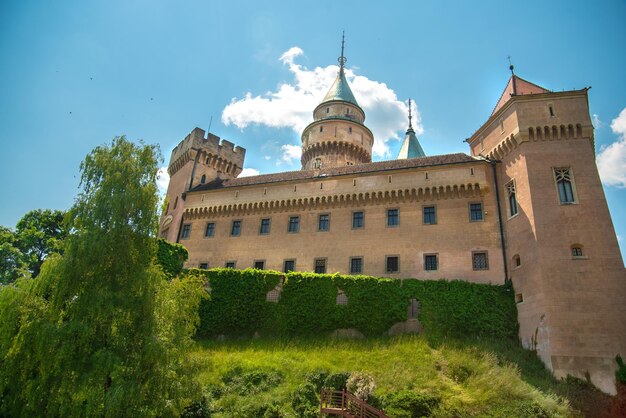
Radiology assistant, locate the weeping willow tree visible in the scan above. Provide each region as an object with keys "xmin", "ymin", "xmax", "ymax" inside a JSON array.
[{"xmin": 0, "ymin": 137, "xmax": 205, "ymax": 416}]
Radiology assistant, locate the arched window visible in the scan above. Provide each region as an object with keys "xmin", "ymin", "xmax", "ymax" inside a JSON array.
[
  {"xmin": 314, "ymin": 158, "xmax": 322, "ymax": 169},
  {"xmin": 506, "ymin": 180, "xmax": 518, "ymax": 217},
  {"xmin": 200, "ymin": 174, "xmax": 206, "ymax": 184},
  {"xmin": 554, "ymin": 168, "xmax": 575, "ymax": 204}
]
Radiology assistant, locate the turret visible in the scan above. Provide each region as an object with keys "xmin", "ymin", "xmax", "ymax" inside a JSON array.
[
  {"xmin": 300, "ymin": 34, "xmax": 374, "ymax": 170},
  {"xmin": 159, "ymin": 128, "xmax": 246, "ymax": 242}
]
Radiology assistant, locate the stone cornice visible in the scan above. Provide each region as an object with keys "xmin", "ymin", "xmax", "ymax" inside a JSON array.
[{"xmin": 183, "ymin": 182, "xmax": 486, "ymax": 219}]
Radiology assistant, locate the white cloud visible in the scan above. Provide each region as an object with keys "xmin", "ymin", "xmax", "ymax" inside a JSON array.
[
  {"xmin": 238, "ymin": 167, "xmax": 260, "ymax": 177},
  {"xmin": 222, "ymin": 47, "xmax": 422, "ymax": 157},
  {"xmin": 597, "ymin": 107, "xmax": 626, "ymax": 188},
  {"xmin": 156, "ymin": 167, "xmax": 169, "ymax": 195},
  {"xmin": 281, "ymin": 144, "xmax": 302, "ymax": 165}
]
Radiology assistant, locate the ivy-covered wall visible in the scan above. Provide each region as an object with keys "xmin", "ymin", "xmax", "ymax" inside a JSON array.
[{"xmin": 185, "ymin": 269, "xmax": 518, "ymax": 339}]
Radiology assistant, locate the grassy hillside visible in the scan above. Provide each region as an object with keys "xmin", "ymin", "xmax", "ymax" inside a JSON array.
[{"xmin": 188, "ymin": 335, "xmax": 612, "ymax": 417}]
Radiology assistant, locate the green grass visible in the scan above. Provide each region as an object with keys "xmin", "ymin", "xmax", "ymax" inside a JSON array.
[{"xmin": 188, "ymin": 335, "xmax": 610, "ymax": 417}]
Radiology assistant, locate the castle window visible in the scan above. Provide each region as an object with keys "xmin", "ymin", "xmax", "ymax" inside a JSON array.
[
  {"xmin": 283, "ymin": 259, "xmax": 295, "ymax": 273},
  {"xmin": 231, "ymin": 220, "xmax": 242, "ymax": 236},
  {"xmin": 314, "ymin": 258, "xmax": 327, "ymax": 274},
  {"xmin": 180, "ymin": 223, "xmax": 191, "ymax": 240},
  {"xmin": 387, "ymin": 209, "xmax": 399, "ymax": 227},
  {"xmin": 336, "ymin": 290, "xmax": 348, "ymax": 305},
  {"xmin": 352, "ymin": 211, "xmax": 364, "ymax": 229},
  {"xmin": 571, "ymin": 246, "xmax": 584, "ymax": 258},
  {"xmin": 326, "ymin": 107, "xmax": 329, "ymax": 113},
  {"xmin": 506, "ymin": 180, "xmax": 518, "ymax": 217},
  {"xmin": 423, "ymin": 206, "xmax": 436, "ymax": 225},
  {"xmin": 288, "ymin": 216, "xmax": 300, "ymax": 233},
  {"xmin": 259, "ymin": 218, "xmax": 271, "ymax": 235},
  {"xmin": 424, "ymin": 254, "xmax": 438, "ymax": 271},
  {"xmin": 200, "ymin": 174, "xmax": 206, "ymax": 184},
  {"xmin": 225, "ymin": 261, "xmax": 236, "ymax": 269},
  {"xmin": 470, "ymin": 168, "xmax": 475, "ymax": 176},
  {"xmin": 318, "ymin": 214, "xmax": 330, "ymax": 231},
  {"xmin": 320, "ymin": 125, "xmax": 324, "ymax": 132},
  {"xmin": 513, "ymin": 254, "xmax": 521, "ymax": 268},
  {"xmin": 350, "ymin": 257, "xmax": 363, "ymax": 274},
  {"xmin": 425, "ymin": 172, "xmax": 429, "ymax": 180},
  {"xmin": 554, "ymin": 168, "xmax": 576, "ymax": 204},
  {"xmin": 173, "ymin": 196, "xmax": 179, "ymax": 209},
  {"xmin": 314, "ymin": 158, "xmax": 322, "ymax": 169},
  {"xmin": 469, "ymin": 203, "xmax": 484, "ymax": 221},
  {"xmin": 349, "ymin": 127, "xmax": 352, "ymax": 134},
  {"xmin": 386, "ymin": 256, "xmax": 399, "ymax": 273},
  {"xmin": 205, "ymin": 222, "xmax": 215, "ymax": 237},
  {"xmin": 472, "ymin": 251, "xmax": 489, "ymax": 270},
  {"xmin": 254, "ymin": 260, "xmax": 265, "ymax": 270},
  {"xmin": 199, "ymin": 262, "xmax": 208, "ymax": 269},
  {"xmin": 515, "ymin": 293, "xmax": 524, "ymax": 304},
  {"xmin": 353, "ymin": 179, "xmax": 357, "ymax": 186},
  {"xmin": 549, "ymin": 105, "xmax": 555, "ymax": 117}
]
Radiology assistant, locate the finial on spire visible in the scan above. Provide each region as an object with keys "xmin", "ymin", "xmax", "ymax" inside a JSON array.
[
  {"xmin": 408, "ymin": 98, "xmax": 413, "ymax": 130},
  {"xmin": 338, "ymin": 31, "xmax": 347, "ymax": 74},
  {"xmin": 507, "ymin": 55, "xmax": 515, "ymax": 75}
]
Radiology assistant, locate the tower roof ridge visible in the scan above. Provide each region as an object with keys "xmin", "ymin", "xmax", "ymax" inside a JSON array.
[{"xmin": 491, "ymin": 74, "xmax": 551, "ymax": 116}]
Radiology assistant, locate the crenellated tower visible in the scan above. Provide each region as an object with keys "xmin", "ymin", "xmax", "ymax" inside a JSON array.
[
  {"xmin": 159, "ymin": 127, "xmax": 245, "ymax": 242},
  {"xmin": 300, "ymin": 34, "xmax": 374, "ymax": 170}
]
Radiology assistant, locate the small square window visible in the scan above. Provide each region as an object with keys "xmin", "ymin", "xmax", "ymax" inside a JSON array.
[
  {"xmin": 283, "ymin": 259, "xmax": 295, "ymax": 273},
  {"xmin": 259, "ymin": 218, "xmax": 271, "ymax": 235},
  {"xmin": 180, "ymin": 223, "xmax": 191, "ymax": 240},
  {"xmin": 387, "ymin": 209, "xmax": 399, "ymax": 227},
  {"xmin": 205, "ymin": 222, "xmax": 215, "ymax": 237},
  {"xmin": 469, "ymin": 203, "xmax": 483, "ymax": 222},
  {"xmin": 352, "ymin": 211, "xmax": 364, "ymax": 229},
  {"xmin": 254, "ymin": 260, "xmax": 265, "ymax": 270},
  {"xmin": 386, "ymin": 256, "xmax": 399, "ymax": 273},
  {"xmin": 225, "ymin": 261, "xmax": 236, "ymax": 269},
  {"xmin": 350, "ymin": 257, "xmax": 363, "ymax": 274},
  {"xmin": 572, "ymin": 247, "xmax": 583, "ymax": 257},
  {"xmin": 472, "ymin": 252, "xmax": 489, "ymax": 270},
  {"xmin": 423, "ymin": 206, "xmax": 436, "ymax": 225},
  {"xmin": 199, "ymin": 263, "xmax": 208, "ymax": 269},
  {"xmin": 288, "ymin": 216, "xmax": 300, "ymax": 233},
  {"xmin": 318, "ymin": 214, "xmax": 330, "ymax": 231},
  {"xmin": 424, "ymin": 254, "xmax": 438, "ymax": 271},
  {"xmin": 231, "ymin": 220, "xmax": 242, "ymax": 236},
  {"xmin": 314, "ymin": 258, "xmax": 327, "ymax": 274}
]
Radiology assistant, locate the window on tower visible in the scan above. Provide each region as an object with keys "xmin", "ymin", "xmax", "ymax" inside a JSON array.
[{"xmin": 554, "ymin": 168, "xmax": 576, "ymax": 204}]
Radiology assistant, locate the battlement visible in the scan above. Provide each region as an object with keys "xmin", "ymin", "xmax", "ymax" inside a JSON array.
[{"xmin": 168, "ymin": 128, "xmax": 246, "ymax": 174}]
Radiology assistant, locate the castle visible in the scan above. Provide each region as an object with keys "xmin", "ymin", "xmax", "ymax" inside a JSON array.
[{"xmin": 159, "ymin": 43, "xmax": 626, "ymax": 394}]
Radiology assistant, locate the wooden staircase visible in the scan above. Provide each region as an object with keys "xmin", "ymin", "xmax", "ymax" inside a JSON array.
[{"xmin": 319, "ymin": 389, "xmax": 389, "ymax": 418}]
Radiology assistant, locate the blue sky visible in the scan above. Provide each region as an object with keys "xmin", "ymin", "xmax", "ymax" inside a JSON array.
[{"xmin": 1, "ymin": 0, "xmax": 625, "ymax": 260}]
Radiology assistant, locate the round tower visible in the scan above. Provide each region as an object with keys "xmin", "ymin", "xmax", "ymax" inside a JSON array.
[{"xmin": 300, "ymin": 35, "xmax": 374, "ymax": 170}]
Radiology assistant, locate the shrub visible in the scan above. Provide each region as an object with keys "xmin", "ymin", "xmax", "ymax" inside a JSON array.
[
  {"xmin": 221, "ymin": 366, "xmax": 283, "ymax": 396},
  {"xmin": 346, "ymin": 372, "xmax": 376, "ymax": 400},
  {"xmin": 382, "ymin": 390, "xmax": 441, "ymax": 418},
  {"xmin": 305, "ymin": 369, "xmax": 330, "ymax": 391},
  {"xmin": 324, "ymin": 372, "xmax": 351, "ymax": 391},
  {"xmin": 290, "ymin": 383, "xmax": 318, "ymax": 418}
]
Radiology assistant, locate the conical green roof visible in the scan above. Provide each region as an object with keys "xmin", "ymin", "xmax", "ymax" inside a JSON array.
[
  {"xmin": 321, "ymin": 70, "xmax": 360, "ymax": 107},
  {"xmin": 397, "ymin": 127, "xmax": 425, "ymax": 159}
]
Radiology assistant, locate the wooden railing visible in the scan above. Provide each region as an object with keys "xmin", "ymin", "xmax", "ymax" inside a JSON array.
[{"xmin": 319, "ymin": 389, "xmax": 389, "ymax": 418}]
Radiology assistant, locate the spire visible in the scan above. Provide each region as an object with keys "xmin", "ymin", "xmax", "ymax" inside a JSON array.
[
  {"xmin": 407, "ymin": 98, "xmax": 414, "ymax": 132},
  {"xmin": 397, "ymin": 98, "xmax": 425, "ymax": 159},
  {"xmin": 338, "ymin": 31, "xmax": 347, "ymax": 75},
  {"xmin": 320, "ymin": 32, "xmax": 360, "ymax": 107},
  {"xmin": 508, "ymin": 56, "xmax": 517, "ymax": 95}
]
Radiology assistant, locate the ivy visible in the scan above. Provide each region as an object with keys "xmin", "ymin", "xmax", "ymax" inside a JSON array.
[
  {"xmin": 156, "ymin": 238, "xmax": 188, "ymax": 279},
  {"xmin": 187, "ymin": 269, "xmax": 518, "ymax": 339}
]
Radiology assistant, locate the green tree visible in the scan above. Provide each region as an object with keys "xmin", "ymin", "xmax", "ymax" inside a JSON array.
[
  {"xmin": 15, "ymin": 208, "xmax": 67, "ymax": 277},
  {"xmin": 0, "ymin": 226, "xmax": 26, "ymax": 284},
  {"xmin": 0, "ymin": 136, "xmax": 206, "ymax": 416}
]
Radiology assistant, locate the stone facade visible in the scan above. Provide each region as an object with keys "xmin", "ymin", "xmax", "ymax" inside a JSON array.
[{"xmin": 159, "ymin": 62, "xmax": 625, "ymax": 394}]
